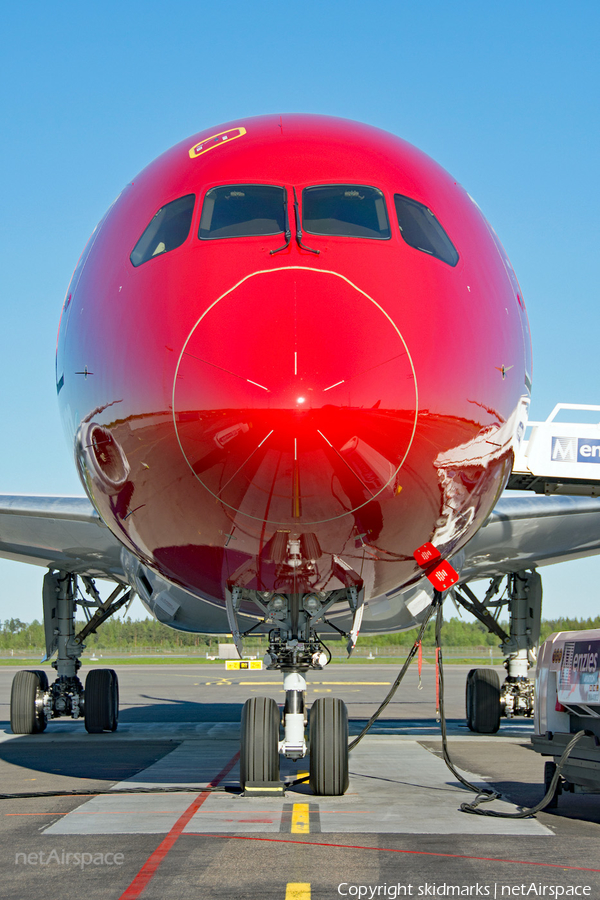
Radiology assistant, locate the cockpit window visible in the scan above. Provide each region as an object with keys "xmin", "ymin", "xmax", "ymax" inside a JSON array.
[
  {"xmin": 198, "ymin": 185, "xmax": 286, "ymax": 239},
  {"xmin": 394, "ymin": 194, "xmax": 459, "ymax": 266},
  {"xmin": 130, "ymin": 194, "xmax": 195, "ymax": 267},
  {"xmin": 302, "ymin": 185, "xmax": 390, "ymax": 239}
]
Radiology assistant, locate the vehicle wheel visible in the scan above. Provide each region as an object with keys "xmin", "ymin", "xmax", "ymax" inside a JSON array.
[
  {"xmin": 309, "ymin": 697, "xmax": 349, "ymax": 796},
  {"xmin": 240, "ymin": 697, "xmax": 280, "ymax": 788},
  {"xmin": 466, "ymin": 668, "xmax": 500, "ymax": 734},
  {"xmin": 85, "ymin": 669, "xmax": 119, "ymax": 734},
  {"xmin": 544, "ymin": 761, "xmax": 562, "ymax": 809},
  {"xmin": 10, "ymin": 670, "xmax": 46, "ymax": 734}
]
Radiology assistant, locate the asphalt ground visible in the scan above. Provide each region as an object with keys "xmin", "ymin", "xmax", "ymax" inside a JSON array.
[{"xmin": 0, "ymin": 663, "xmax": 599, "ymax": 899}]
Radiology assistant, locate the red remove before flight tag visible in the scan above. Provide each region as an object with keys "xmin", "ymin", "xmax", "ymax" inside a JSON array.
[
  {"xmin": 413, "ymin": 542, "xmax": 441, "ymax": 568},
  {"xmin": 426, "ymin": 561, "xmax": 459, "ymax": 591}
]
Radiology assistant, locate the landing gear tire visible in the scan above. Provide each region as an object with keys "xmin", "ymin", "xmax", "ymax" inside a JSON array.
[
  {"xmin": 29, "ymin": 669, "xmax": 49, "ymax": 691},
  {"xmin": 84, "ymin": 668, "xmax": 119, "ymax": 734},
  {"xmin": 10, "ymin": 670, "xmax": 47, "ymax": 734},
  {"xmin": 240, "ymin": 696, "xmax": 280, "ymax": 788},
  {"xmin": 544, "ymin": 761, "xmax": 562, "ymax": 809},
  {"xmin": 309, "ymin": 697, "xmax": 349, "ymax": 796},
  {"xmin": 466, "ymin": 668, "xmax": 500, "ymax": 734}
]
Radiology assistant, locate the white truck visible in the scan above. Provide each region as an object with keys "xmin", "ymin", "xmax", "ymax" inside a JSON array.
[{"xmin": 532, "ymin": 629, "xmax": 600, "ymax": 805}]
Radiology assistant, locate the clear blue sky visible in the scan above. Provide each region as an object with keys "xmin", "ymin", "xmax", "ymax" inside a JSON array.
[{"xmin": 1, "ymin": 1, "xmax": 599, "ymax": 623}]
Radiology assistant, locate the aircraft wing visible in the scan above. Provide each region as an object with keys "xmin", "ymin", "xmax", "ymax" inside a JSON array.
[
  {"xmin": 0, "ymin": 495, "xmax": 125, "ymax": 580},
  {"xmin": 460, "ymin": 494, "xmax": 600, "ymax": 581},
  {"xmin": 2, "ymin": 492, "xmax": 600, "ymax": 590}
]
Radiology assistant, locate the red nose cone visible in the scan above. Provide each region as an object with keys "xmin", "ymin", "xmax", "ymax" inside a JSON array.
[{"xmin": 173, "ymin": 267, "xmax": 418, "ymax": 525}]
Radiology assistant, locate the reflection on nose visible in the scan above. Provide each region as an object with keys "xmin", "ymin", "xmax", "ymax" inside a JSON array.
[{"xmin": 173, "ymin": 266, "xmax": 418, "ymax": 525}]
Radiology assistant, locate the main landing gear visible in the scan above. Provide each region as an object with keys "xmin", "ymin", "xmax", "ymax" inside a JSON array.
[
  {"xmin": 228, "ymin": 578, "xmax": 362, "ymax": 796},
  {"xmin": 9, "ymin": 570, "xmax": 131, "ymax": 735},
  {"xmin": 455, "ymin": 569, "xmax": 541, "ymax": 734}
]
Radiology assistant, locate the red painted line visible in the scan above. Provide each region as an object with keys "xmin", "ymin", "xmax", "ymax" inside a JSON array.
[
  {"xmin": 118, "ymin": 751, "xmax": 239, "ymax": 899},
  {"xmin": 187, "ymin": 834, "xmax": 600, "ymax": 874},
  {"xmin": 5, "ymin": 812, "xmax": 56, "ymax": 816}
]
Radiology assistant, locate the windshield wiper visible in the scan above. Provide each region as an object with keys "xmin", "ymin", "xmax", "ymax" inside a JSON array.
[
  {"xmin": 270, "ymin": 191, "xmax": 292, "ymax": 255},
  {"xmin": 293, "ymin": 187, "xmax": 319, "ymax": 255}
]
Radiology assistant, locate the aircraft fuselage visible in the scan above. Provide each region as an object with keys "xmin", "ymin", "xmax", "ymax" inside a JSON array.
[{"xmin": 56, "ymin": 114, "xmax": 531, "ymax": 613}]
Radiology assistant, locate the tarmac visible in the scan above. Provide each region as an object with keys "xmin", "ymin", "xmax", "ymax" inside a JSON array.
[{"xmin": 0, "ymin": 663, "xmax": 599, "ymax": 899}]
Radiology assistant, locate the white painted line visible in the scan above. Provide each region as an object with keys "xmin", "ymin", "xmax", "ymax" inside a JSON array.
[{"xmin": 0, "ymin": 720, "xmax": 534, "ymax": 744}]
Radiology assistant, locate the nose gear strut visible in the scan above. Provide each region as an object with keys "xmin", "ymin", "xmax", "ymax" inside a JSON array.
[{"xmin": 227, "ymin": 579, "xmax": 364, "ymax": 795}]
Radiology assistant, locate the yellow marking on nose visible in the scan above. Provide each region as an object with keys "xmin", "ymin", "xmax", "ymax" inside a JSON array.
[
  {"xmin": 286, "ymin": 883, "xmax": 311, "ymax": 899},
  {"xmin": 291, "ymin": 803, "xmax": 310, "ymax": 834}
]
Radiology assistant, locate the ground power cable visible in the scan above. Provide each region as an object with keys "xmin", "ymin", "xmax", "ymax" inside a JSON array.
[
  {"xmin": 434, "ymin": 594, "xmax": 588, "ymax": 818},
  {"xmin": 0, "ymin": 785, "xmax": 231, "ymax": 800},
  {"xmin": 286, "ymin": 596, "xmax": 440, "ymax": 787}
]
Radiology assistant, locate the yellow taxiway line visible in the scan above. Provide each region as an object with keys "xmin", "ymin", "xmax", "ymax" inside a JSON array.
[
  {"xmin": 291, "ymin": 803, "xmax": 310, "ymax": 834},
  {"xmin": 286, "ymin": 883, "xmax": 311, "ymax": 899}
]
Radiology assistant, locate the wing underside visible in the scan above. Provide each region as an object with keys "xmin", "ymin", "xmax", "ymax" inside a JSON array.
[
  {"xmin": 461, "ymin": 495, "xmax": 600, "ymax": 581},
  {"xmin": 1, "ymin": 492, "xmax": 600, "ymax": 599},
  {"xmin": 0, "ymin": 495, "xmax": 124, "ymax": 580}
]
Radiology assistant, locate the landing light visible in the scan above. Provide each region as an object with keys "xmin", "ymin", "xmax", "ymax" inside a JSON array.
[{"xmin": 304, "ymin": 595, "xmax": 320, "ymax": 612}]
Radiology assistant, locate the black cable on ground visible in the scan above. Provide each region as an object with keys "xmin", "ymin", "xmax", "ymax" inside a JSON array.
[
  {"xmin": 286, "ymin": 597, "xmax": 440, "ymax": 786},
  {"xmin": 0, "ymin": 785, "xmax": 231, "ymax": 800},
  {"xmin": 434, "ymin": 595, "xmax": 499, "ymax": 799},
  {"xmin": 459, "ymin": 730, "xmax": 587, "ymax": 818},
  {"xmin": 434, "ymin": 594, "xmax": 588, "ymax": 818},
  {"xmin": 348, "ymin": 597, "xmax": 439, "ymax": 752}
]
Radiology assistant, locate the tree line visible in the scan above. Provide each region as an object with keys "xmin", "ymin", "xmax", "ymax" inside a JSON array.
[{"xmin": 2, "ymin": 615, "xmax": 599, "ymax": 653}]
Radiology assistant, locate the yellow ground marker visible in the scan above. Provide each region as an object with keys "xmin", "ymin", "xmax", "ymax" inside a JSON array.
[
  {"xmin": 291, "ymin": 803, "xmax": 310, "ymax": 834},
  {"xmin": 286, "ymin": 884, "xmax": 311, "ymax": 899}
]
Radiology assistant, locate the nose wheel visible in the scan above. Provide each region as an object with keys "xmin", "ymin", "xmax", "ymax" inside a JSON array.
[
  {"xmin": 309, "ymin": 697, "xmax": 349, "ymax": 796},
  {"xmin": 239, "ymin": 695, "xmax": 350, "ymax": 795},
  {"xmin": 240, "ymin": 696, "xmax": 280, "ymax": 788}
]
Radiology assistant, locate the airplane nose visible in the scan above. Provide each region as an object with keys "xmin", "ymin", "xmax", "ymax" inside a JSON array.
[{"xmin": 173, "ymin": 267, "xmax": 418, "ymax": 526}]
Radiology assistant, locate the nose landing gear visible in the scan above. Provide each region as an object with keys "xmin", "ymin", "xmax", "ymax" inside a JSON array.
[{"xmin": 229, "ymin": 586, "xmax": 360, "ymax": 796}]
